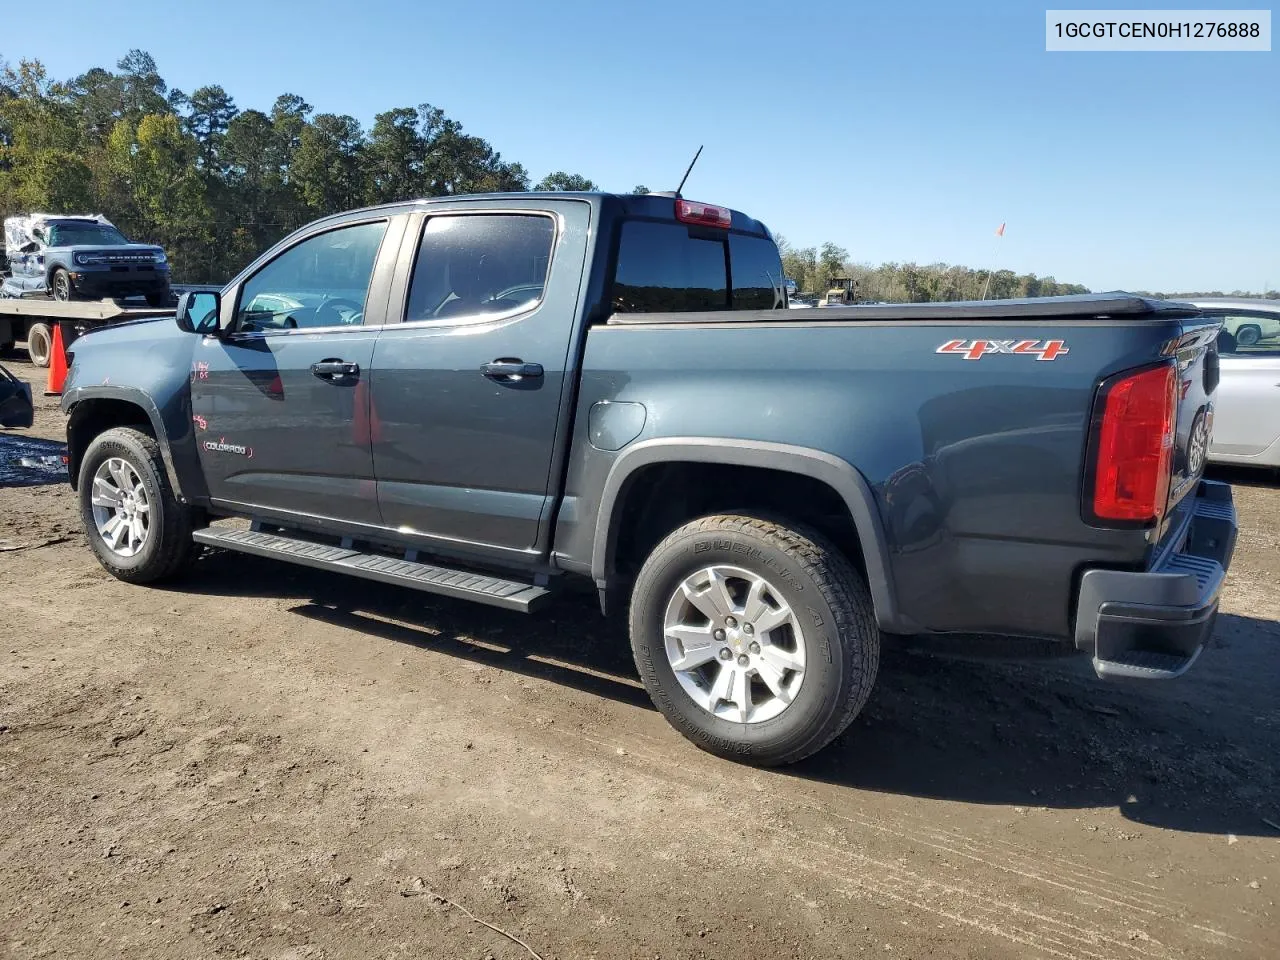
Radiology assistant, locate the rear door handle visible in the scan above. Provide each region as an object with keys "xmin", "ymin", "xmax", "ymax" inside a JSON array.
[
  {"xmin": 311, "ymin": 359, "xmax": 360, "ymax": 382},
  {"xmin": 481, "ymin": 359, "xmax": 544, "ymax": 382}
]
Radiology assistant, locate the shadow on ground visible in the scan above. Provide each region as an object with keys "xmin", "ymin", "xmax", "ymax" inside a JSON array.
[{"xmin": 171, "ymin": 549, "xmax": 1280, "ymax": 838}]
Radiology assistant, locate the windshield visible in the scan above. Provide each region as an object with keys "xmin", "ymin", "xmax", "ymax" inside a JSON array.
[{"xmin": 47, "ymin": 222, "xmax": 130, "ymax": 247}]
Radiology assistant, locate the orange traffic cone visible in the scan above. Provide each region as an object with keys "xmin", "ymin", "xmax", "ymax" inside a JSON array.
[{"xmin": 45, "ymin": 322, "xmax": 69, "ymax": 396}]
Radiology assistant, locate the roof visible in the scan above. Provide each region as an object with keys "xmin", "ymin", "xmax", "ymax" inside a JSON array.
[{"xmin": 302, "ymin": 191, "xmax": 771, "ymax": 237}]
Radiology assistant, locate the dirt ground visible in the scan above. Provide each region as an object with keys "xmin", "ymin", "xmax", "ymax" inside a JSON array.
[{"xmin": 2, "ymin": 352, "xmax": 1277, "ymax": 960}]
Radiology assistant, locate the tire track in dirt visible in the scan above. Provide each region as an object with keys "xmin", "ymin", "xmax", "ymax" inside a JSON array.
[
  {"xmin": 544, "ymin": 722, "xmax": 1262, "ymax": 960},
  {"xmin": 3, "ymin": 521, "xmax": 1276, "ymax": 959}
]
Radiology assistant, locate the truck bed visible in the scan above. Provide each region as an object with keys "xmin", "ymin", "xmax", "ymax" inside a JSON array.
[{"xmin": 606, "ymin": 292, "xmax": 1199, "ymax": 324}]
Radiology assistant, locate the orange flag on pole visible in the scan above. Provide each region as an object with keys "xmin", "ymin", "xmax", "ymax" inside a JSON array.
[{"xmin": 995, "ymin": 222, "xmax": 1006, "ymax": 237}]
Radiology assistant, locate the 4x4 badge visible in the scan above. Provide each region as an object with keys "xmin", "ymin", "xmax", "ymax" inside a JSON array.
[{"xmin": 937, "ymin": 339, "xmax": 1069, "ymax": 361}]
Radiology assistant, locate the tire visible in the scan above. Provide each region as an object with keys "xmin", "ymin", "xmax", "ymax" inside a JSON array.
[
  {"xmin": 628, "ymin": 514, "xmax": 880, "ymax": 766},
  {"xmin": 26, "ymin": 321, "xmax": 52, "ymax": 368},
  {"xmin": 50, "ymin": 267, "xmax": 75, "ymax": 302},
  {"xmin": 77, "ymin": 426, "xmax": 198, "ymax": 584},
  {"xmin": 1184, "ymin": 407, "xmax": 1209, "ymax": 478},
  {"xmin": 0, "ymin": 340, "xmax": 15, "ymax": 356},
  {"xmin": 1236, "ymin": 324, "xmax": 1261, "ymax": 347},
  {"xmin": 145, "ymin": 287, "xmax": 171, "ymax": 308}
]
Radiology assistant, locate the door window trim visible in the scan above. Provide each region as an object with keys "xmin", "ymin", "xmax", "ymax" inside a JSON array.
[
  {"xmin": 224, "ymin": 217, "xmax": 395, "ymax": 339},
  {"xmin": 393, "ymin": 209, "xmax": 562, "ymax": 330}
]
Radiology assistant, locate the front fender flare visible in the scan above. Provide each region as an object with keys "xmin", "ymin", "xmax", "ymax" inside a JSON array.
[
  {"xmin": 590, "ymin": 437, "xmax": 914, "ymax": 634},
  {"xmin": 63, "ymin": 385, "xmax": 184, "ymax": 499}
]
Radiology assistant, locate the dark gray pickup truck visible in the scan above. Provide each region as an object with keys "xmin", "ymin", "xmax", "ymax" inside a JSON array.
[{"xmin": 59, "ymin": 192, "xmax": 1237, "ymax": 765}]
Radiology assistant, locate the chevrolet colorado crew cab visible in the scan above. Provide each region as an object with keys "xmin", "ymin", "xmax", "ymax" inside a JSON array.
[{"xmin": 59, "ymin": 192, "xmax": 1237, "ymax": 765}]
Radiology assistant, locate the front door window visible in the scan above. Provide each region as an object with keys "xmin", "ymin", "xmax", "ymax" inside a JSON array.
[{"xmin": 235, "ymin": 221, "xmax": 388, "ymax": 332}]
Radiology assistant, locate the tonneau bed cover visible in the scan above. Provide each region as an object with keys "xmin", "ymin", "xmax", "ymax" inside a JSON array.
[{"xmin": 606, "ymin": 292, "xmax": 1200, "ymax": 325}]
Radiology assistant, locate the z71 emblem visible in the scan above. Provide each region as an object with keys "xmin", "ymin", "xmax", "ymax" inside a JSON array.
[{"xmin": 936, "ymin": 339, "xmax": 1069, "ymax": 361}]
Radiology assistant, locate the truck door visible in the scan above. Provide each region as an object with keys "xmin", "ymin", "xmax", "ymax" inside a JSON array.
[
  {"xmin": 369, "ymin": 201, "xmax": 590, "ymax": 559},
  {"xmin": 190, "ymin": 216, "xmax": 405, "ymax": 525}
]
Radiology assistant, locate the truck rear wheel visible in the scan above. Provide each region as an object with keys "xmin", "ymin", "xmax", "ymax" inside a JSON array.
[
  {"xmin": 26, "ymin": 322, "xmax": 52, "ymax": 367},
  {"xmin": 77, "ymin": 427, "xmax": 198, "ymax": 584},
  {"xmin": 628, "ymin": 514, "xmax": 879, "ymax": 766}
]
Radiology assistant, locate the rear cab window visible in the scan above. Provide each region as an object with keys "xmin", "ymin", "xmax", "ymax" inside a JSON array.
[{"xmin": 610, "ymin": 219, "xmax": 784, "ymax": 314}]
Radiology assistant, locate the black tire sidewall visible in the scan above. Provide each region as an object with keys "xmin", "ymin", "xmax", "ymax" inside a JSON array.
[
  {"xmin": 78, "ymin": 430, "xmax": 172, "ymax": 578},
  {"xmin": 630, "ymin": 524, "xmax": 847, "ymax": 763}
]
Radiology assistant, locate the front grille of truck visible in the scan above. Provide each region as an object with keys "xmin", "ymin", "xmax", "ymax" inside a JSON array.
[{"xmin": 100, "ymin": 254, "xmax": 155, "ymax": 264}]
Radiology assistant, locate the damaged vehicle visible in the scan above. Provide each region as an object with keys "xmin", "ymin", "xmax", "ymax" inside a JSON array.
[{"xmin": 2, "ymin": 214, "xmax": 171, "ymax": 306}]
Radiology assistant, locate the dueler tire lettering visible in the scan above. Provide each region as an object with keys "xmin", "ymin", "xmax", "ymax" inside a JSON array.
[{"xmin": 628, "ymin": 514, "xmax": 880, "ymax": 767}]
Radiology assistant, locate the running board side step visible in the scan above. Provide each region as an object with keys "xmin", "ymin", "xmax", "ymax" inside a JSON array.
[{"xmin": 192, "ymin": 527, "xmax": 553, "ymax": 613}]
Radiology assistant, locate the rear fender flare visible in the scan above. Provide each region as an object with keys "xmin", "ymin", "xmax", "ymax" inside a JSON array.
[{"xmin": 591, "ymin": 437, "xmax": 913, "ymax": 633}]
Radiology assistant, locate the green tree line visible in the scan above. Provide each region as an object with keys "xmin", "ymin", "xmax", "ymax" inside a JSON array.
[
  {"xmin": 0, "ymin": 51, "xmax": 602, "ymax": 281},
  {"xmin": 1134, "ymin": 288, "xmax": 1279, "ymax": 300},
  {"xmin": 778, "ymin": 238, "xmax": 1091, "ymax": 302},
  {"xmin": 6, "ymin": 51, "xmax": 1267, "ymax": 301}
]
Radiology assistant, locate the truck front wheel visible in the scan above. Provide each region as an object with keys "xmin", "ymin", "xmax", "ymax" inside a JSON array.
[
  {"xmin": 628, "ymin": 514, "xmax": 879, "ymax": 766},
  {"xmin": 77, "ymin": 427, "xmax": 198, "ymax": 584},
  {"xmin": 25, "ymin": 322, "xmax": 52, "ymax": 367},
  {"xmin": 50, "ymin": 268, "xmax": 75, "ymax": 302}
]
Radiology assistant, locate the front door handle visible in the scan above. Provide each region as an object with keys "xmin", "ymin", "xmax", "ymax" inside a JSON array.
[
  {"xmin": 481, "ymin": 359, "xmax": 544, "ymax": 382},
  {"xmin": 311, "ymin": 359, "xmax": 360, "ymax": 382}
]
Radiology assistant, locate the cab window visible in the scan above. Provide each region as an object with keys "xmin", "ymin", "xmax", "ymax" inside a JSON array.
[
  {"xmin": 405, "ymin": 214, "xmax": 556, "ymax": 323},
  {"xmin": 235, "ymin": 220, "xmax": 388, "ymax": 332},
  {"xmin": 611, "ymin": 220, "xmax": 785, "ymax": 313}
]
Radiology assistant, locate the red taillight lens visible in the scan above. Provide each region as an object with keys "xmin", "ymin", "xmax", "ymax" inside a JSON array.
[
  {"xmin": 1090, "ymin": 363, "xmax": 1177, "ymax": 524},
  {"xmin": 675, "ymin": 199, "xmax": 732, "ymax": 228}
]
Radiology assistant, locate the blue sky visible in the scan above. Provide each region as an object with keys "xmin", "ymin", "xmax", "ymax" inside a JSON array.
[{"xmin": 8, "ymin": 0, "xmax": 1277, "ymax": 291}]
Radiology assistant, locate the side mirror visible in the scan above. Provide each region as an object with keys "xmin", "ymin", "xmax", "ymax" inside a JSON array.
[{"xmin": 176, "ymin": 290, "xmax": 221, "ymax": 335}]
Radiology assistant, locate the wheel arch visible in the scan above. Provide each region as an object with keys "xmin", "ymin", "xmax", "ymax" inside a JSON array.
[
  {"xmin": 64, "ymin": 388, "xmax": 183, "ymax": 498},
  {"xmin": 591, "ymin": 438, "xmax": 913, "ymax": 633}
]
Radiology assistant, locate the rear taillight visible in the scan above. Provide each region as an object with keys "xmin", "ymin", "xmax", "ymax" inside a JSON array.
[
  {"xmin": 1088, "ymin": 362, "xmax": 1177, "ymax": 525},
  {"xmin": 675, "ymin": 199, "xmax": 732, "ymax": 228}
]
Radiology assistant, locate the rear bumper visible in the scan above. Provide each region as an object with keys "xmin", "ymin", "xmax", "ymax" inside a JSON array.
[{"xmin": 1074, "ymin": 479, "xmax": 1237, "ymax": 679}]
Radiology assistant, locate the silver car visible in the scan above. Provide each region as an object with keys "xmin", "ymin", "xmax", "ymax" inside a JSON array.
[{"xmin": 1191, "ymin": 298, "xmax": 1280, "ymax": 469}]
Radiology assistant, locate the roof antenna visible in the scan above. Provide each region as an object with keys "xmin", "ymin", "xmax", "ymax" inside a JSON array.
[{"xmin": 675, "ymin": 145, "xmax": 704, "ymax": 198}]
